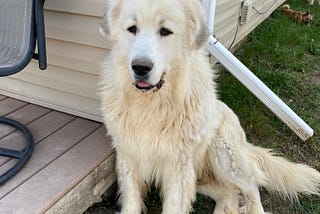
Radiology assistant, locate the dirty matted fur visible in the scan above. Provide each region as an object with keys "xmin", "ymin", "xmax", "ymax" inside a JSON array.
[{"xmin": 99, "ymin": 0, "xmax": 320, "ymax": 213}]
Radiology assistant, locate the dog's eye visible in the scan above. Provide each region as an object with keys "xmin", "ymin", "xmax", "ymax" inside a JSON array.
[
  {"xmin": 160, "ymin": 27, "xmax": 173, "ymax": 37},
  {"xmin": 127, "ymin": 25, "xmax": 138, "ymax": 34}
]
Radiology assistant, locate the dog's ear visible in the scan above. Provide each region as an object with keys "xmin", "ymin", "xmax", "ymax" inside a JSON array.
[
  {"xmin": 194, "ymin": 18, "xmax": 209, "ymax": 49},
  {"xmin": 185, "ymin": 1, "xmax": 209, "ymax": 49},
  {"xmin": 99, "ymin": 0, "xmax": 123, "ymax": 39}
]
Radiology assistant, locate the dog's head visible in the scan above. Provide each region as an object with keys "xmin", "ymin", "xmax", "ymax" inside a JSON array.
[
  {"xmin": 303, "ymin": 12, "xmax": 313, "ymax": 25},
  {"xmin": 100, "ymin": 0, "xmax": 208, "ymax": 92}
]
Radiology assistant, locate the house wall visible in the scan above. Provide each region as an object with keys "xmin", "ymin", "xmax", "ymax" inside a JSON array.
[{"xmin": 0, "ymin": 0, "xmax": 285, "ymax": 122}]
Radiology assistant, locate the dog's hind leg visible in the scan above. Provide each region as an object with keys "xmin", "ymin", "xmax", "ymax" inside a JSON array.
[
  {"xmin": 197, "ymin": 182, "xmax": 240, "ymax": 214},
  {"xmin": 240, "ymin": 187, "xmax": 265, "ymax": 214}
]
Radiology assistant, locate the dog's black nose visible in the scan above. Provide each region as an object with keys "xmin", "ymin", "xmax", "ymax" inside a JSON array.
[{"xmin": 132, "ymin": 59, "xmax": 153, "ymax": 77}]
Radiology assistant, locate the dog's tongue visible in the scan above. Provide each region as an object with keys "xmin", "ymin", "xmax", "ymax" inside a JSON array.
[{"xmin": 136, "ymin": 80, "xmax": 151, "ymax": 88}]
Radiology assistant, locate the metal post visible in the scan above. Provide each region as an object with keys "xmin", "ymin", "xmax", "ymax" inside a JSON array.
[{"xmin": 35, "ymin": 0, "xmax": 47, "ymax": 70}]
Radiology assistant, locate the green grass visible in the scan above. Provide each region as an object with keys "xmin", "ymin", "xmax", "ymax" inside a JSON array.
[
  {"xmin": 218, "ymin": 0, "xmax": 320, "ymax": 213},
  {"xmin": 86, "ymin": 0, "xmax": 320, "ymax": 213}
]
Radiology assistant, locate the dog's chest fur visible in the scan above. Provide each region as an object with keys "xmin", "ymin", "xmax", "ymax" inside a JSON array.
[
  {"xmin": 108, "ymin": 87, "xmax": 213, "ymax": 149},
  {"xmin": 106, "ymin": 89, "xmax": 217, "ymax": 182},
  {"xmin": 100, "ymin": 51, "xmax": 220, "ymax": 182}
]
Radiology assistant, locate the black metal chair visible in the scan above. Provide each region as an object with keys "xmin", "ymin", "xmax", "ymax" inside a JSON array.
[{"xmin": 0, "ymin": 0, "xmax": 47, "ymax": 184}]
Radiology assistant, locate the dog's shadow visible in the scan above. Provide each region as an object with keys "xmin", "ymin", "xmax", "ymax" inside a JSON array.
[{"xmin": 85, "ymin": 184, "xmax": 215, "ymax": 214}]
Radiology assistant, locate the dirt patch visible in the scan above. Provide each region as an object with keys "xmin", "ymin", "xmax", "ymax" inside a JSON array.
[{"xmin": 310, "ymin": 73, "xmax": 320, "ymax": 86}]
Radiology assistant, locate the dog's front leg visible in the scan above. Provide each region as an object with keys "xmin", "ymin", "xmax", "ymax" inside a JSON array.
[
  {"xmin": 161, "ymin": 156, "xmax": 196, "ymax": 214},
  {"xmin": 116, "ymin": 152, "xmax": 144, "ymax": 214}
]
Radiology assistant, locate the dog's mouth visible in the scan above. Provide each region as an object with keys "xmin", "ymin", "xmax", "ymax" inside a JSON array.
[{"xmin": 134, "ymin": 79, "xmax": 165, "ymax": 92}]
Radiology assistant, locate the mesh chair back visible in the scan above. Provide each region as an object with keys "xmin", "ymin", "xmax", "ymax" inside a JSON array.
[{"xmin": 0, "ymin": 0, "xmax": 36, "ymax": 74}]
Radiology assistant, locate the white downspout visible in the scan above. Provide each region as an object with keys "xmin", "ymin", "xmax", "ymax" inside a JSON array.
[
  {"xmin": 203, "ymin": 0, "xmax": 313, "ymax": 141},
  {"xmin": 202, "ymin": 0, "xmax": 216, "ymax": 35}
]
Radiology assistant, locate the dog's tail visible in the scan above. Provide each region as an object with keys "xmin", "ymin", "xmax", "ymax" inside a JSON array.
[
  {"xmin": 251, "ymin": 145, "xmax": 320, "ymax": 201},
  {"xmin": 282, "ymin": 4, "xmax": 290, "ymax": 11}
]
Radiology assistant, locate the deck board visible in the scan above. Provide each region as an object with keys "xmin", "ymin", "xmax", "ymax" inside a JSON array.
[
  {"xmin": 0, "ymin": 96, "xmax": 115, "ymax": 214},
  {"xmin": 0, "ymin": 104, "xmax": 51, "ymax": 139},
  {"xmin": 0, "ymin": 118, "xmax": 101, "ymax": 198},
  {"xmin": 0, "ymin": 98, "xmax": 28, "ymax": 116},
  {"xmin": 0, "ymin": 127, "xmax": 113, "ymax": 214},
  {"xmin": 0, "ymin": 111, "xmax": 76, "ymax": 166}
]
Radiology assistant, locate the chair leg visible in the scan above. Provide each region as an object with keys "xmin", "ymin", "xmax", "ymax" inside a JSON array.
[
  {"xmin": 35, "ymin": 0, "xmax": 47, "ymax": 70},
  {"xmin": 0, "ymin": 117, "xmax": 35, "ymax": 185}
]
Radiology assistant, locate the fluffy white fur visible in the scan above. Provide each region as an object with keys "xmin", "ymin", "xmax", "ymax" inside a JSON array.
[{"xmin": 99, "ymin": 0, "xmax": 320, "ymax": 213}]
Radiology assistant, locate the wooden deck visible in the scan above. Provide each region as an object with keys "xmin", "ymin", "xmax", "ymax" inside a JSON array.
[{"xmin": 0, "ymin": 95, "xmax": 116, "ymax": 214}]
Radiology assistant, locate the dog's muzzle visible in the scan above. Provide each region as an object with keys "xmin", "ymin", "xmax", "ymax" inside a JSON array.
[{"xmin": 131, "ymin": 58, "xmax": 165, "ymax": 91}]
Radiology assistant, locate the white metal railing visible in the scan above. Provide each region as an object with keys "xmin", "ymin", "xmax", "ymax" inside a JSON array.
[{"xmin": 203, "ymin": 0, "xmax": 313, "ymax": 141}]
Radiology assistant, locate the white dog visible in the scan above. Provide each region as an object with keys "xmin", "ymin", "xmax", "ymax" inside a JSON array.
[{"xmin": 99, "ymin": 0, "xmax": 320, "ymax": 213}]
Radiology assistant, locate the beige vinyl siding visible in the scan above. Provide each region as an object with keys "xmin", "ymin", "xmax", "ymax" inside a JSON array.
[
  {"xmin": 0, "ymin": 0, "xmax": 285, "ymax": 122},
  {"xmin": 215, "ymin": 0, "xmax": 285, "ymax": 47},
  {"xmin": 0, "ymin": 1, "xmax": 109, "ymax": 122}
]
